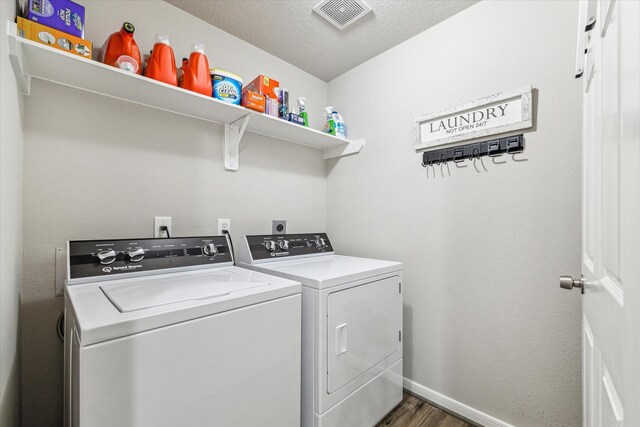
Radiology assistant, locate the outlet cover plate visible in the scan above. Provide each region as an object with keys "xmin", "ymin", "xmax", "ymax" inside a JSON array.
[
  {"xmin": 154, "ymin": 216, "xmax": 172, "ymax": 238},
  {"xmin": 272, "ymin": 220, "xmax": 287, "ymax": 235},
  {"xmin": 217, "ymin": 219, "xmax": 231, "ymax": 235},
  {"xmin": 55, "ymin": 246, "xmax": 66, "ymax": 296}
]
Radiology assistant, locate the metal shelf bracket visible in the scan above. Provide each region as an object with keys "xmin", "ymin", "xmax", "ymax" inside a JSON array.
[{"xmin": 224, "ymin": 114, "xmax": 251, "ymax": 171}]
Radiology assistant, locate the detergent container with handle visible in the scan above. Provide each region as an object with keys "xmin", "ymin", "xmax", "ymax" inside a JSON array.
[
  {"xmin": 99, "ymin": 22, "xmax": 142, "ymax": 74},
  {"xmin": 179, "ymin": 44, "xmax": 213, "ymax": 96},
  {"xmin": 177, "ymin": 58, "xmax": 188, "ymax": 86},
  {"xmin": 144, "ymin": 34, "xmax": 178, "ymax": 86}
]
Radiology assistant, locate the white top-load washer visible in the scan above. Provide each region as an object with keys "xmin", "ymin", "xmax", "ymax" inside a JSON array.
[
  {"xmin": 237, "ymin": 233, "xmax": 403, "ymax": 427},
  {"xmin": 64, "ymin": 235, "xmax": 302, "ymax": 427}
]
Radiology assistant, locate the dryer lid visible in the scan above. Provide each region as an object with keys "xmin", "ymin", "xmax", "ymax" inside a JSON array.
[
  {"xmin": 241, "ymin": 255, "xmax": 402, "ymax": 289},
  {"xmin": 101, "ymin": 271, "xmax": 270, "ymax": 312}
]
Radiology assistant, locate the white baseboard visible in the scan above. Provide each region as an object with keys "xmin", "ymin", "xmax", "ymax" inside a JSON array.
[{"xmin": 403, "ymin": 377, "xmax": 514, "ymax": 427}]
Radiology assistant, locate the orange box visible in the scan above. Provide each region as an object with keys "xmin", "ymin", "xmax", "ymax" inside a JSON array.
[
  {"xmin": 243, "ymin": 75, "xmax": 279, "ymax": 99},
  {"xmin": 16, "ymin": 17, "xmax": 92, "ymax": 58},
  {"xmin": 242, "ymin": 91, "xmax": 266, "ymax": 113}
]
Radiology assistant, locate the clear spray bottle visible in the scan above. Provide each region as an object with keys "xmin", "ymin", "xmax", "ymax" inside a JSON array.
[{"xmin": 298, "ymin": 97, "xmax": 309, "ymax": 127}]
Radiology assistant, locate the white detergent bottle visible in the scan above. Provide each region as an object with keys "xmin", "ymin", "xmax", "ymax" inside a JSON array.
[{"xmin": 333, "ymin": 111, "xmax": 346, "ymax": 139}]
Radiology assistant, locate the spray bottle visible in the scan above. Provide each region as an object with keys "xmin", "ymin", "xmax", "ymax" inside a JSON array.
[
  {"xmin": 297, "ymin": 97, "xmax": 309, "ymax": 127},
  {"xmin": 323, "ymin": 106, "xmax": 336, "ymax": 135},
  {"xmin": 333, "ymin": 111, "xmax": 346, "ymax": 139}
]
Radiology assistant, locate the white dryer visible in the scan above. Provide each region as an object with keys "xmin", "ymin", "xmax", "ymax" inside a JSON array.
[
  {"xmin": 237, "ymin": 233, "xmax": 403, "ymax": 427},
  {"xmin": 64, "ymin": 235, "xmax": 301, "ymax": 427}
]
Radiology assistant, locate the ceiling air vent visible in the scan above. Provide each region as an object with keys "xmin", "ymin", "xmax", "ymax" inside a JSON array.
[{"xmin": 313, "ymin": 0, "xmax": 373, "ymax": 31}]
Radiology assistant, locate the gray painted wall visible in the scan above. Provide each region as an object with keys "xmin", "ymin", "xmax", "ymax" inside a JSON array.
[
  {"xmin": 326, "ymin": 1, "xmax": 582, "ymax": 426},
  {"xmin": 1, "ymin": 1, "xmax": 23, "ymax": 426},
  {"xmin": 19, "ymin": 2, "xmax": 328, "ymax": 425}
]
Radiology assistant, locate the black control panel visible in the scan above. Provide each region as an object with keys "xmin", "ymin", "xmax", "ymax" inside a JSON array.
[
  {"xmin": 68, "ymin": 236, "xmax": 232, "ymax": 280},
  {"xmin": 246, "ymin": 233, "xmax": 334, "ymax": 261}
]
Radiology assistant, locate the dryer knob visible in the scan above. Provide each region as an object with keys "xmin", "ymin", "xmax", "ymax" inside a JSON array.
[
  {"xmin": 202, "ymin": 243, "xmax": 218, "ymax": 257},
  {"xmin": 96, "ymin": 249, "xmax": 117, "ymax": 265},
  {"xmin": 278, "ymin": 240, "xmax": 289, "ymax": 250},
  {"xmin": 127, "ymin": 248, "xmax": 145, "ymax": 262},
  {"xmin": 315, "ymin": 237, "xmax": 326, "ymax": 248},
  {"xmin": 265, "ymin": 241, "xmax": 277, "ymax": 252}
]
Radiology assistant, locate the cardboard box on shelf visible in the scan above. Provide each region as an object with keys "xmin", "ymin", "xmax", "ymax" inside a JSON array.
[
  {"xmin": 243, "ymin": 75, "xmax": 279, "ymax": 100},
  {"xmin": 17, "ymin": 16, "xmax": 92, "ymax": 58},
  {"xmin": 242, "ymin": 91, "xmax": 266, "ymax": 113},
  {"xmin": 25, "ymin": 0, "xmax": 85, "ymax": 38}
]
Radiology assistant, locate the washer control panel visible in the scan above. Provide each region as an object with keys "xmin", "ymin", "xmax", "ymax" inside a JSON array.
[
  {"xmin": 245, "ymin": 233, "xmax": 334, "ymax": 261},
  {"xmin": 68, "ymin": 236, "xmax": 232, "ymax": 282}
]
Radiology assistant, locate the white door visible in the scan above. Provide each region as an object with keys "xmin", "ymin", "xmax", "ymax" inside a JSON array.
[{"xmin": 570, "ymin": 1, "xmax": 640, "ymax": 426}]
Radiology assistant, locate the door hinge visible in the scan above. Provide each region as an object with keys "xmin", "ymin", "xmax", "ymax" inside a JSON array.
[
  {"xmin": 399, "ymin": 283, "xmax": 402, "ymax": 293},
  {"xmin": 399, "ymin": 331, "xmax": 402, "ymax": 342}
]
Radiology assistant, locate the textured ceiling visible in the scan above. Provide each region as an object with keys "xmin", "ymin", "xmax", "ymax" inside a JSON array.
[{"xmin": 166, "ymin": 0, "xmax": 479, "ymax": 82}]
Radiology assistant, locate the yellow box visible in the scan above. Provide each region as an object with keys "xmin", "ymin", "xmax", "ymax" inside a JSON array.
[{"xmin": 16, "ymin": 17, "xmax": 92, "ymax": 58}]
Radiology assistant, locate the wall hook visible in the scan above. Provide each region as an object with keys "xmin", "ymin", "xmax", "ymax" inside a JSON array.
[
  {"xmin": 507, "ymin": 139, "xmax": 527, "ymax": 162},
  {"xmin": 452, "ymin": 149, "xmax": 467, "ymax": 168},
  {"xmin": 488, "ymin": 141, "xmax": 507, "ymax": 164},
  {"xmin": 419, "ymin": 135, "xmax": 524, "ymax": 168}
]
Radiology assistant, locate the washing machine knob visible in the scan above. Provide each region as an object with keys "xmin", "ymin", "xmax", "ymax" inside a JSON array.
[
  {"xmin": 96, "ymin": 249, "xmax": 117, "ymax": 265},
  {"xmin": 265, "ymin": 241, "xmax": 277, "ymax": 252},
  {"xmin": 127, "ymin": 248, "xmax": 145, "ymax": 262},
  {"xmin": 278, "ymin": 240, "xmax": 289, "ymax": 250},
  {"xmin": 202, "ymin": 243, "xmax": 217, "ymax": 257},
  {"xmin": 315, "ymin": 237, "xmax": 326, "ymax": 248}
]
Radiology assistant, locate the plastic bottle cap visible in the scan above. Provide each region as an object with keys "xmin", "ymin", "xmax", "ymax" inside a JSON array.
[
  {"xmin": 123, "ymin": 22, "xmax": 135, "ymax": 34},
  {"xmin": 192, "ymin": 43, "xmax": 205, "ymax": 54},
  {"xmin": 115, "ymin": 55, "xmax": 139, "ymax": 73},
  {"xmin": 156, "ymin": 34, "xmax": 171, "ymax": 46}
]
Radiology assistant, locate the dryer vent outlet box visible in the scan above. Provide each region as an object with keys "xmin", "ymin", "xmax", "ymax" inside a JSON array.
[{"xmin": 313, "ymin": 0, "xmax": 372, "ymax": 30}]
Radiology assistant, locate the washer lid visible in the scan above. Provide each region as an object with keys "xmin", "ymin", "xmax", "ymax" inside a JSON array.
[
  {"xmin": 65, "ymin": 266, "xmax": 301, "ymax": 346},
  {"xmin": 101, "ymin": 272, "xmax": 270, "ymax": 313}
]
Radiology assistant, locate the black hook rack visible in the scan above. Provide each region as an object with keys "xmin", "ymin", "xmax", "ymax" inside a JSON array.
[{"xmin": 421, "ymin": 134, "xmax": 524, "ymax": 167}]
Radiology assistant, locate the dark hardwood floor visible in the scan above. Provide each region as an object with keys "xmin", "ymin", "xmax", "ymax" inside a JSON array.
[{"xmin": 376, "ymin": 393, "xmax": 474, "ymax": 427}]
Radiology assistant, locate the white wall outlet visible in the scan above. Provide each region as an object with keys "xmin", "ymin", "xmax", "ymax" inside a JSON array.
[
  {"xmin": 154, "ymin": 216, "xmax": 172, "ymax": 238},
  {"xmin": 217, "ymin": 219, "xmax": 231, "ymax": 235}
]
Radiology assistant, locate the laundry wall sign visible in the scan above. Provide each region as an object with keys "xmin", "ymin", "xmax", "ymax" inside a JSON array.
[{"xmin": 414, "ymin": 85, "xmax": 533, "ymax": 151}]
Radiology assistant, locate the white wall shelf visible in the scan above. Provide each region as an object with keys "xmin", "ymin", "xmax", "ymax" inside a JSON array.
[{"xmin": 6, "ymin": 21, "xmax": 364, "ymax": 170}]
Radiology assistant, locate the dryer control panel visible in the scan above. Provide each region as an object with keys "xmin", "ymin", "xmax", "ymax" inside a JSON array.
[
  {"xmin": 68, "ymin": 236, "xmax": 233, "ymax": 283},
  {"xmin": 245, "ymin": 233, "xmax": 334, "ymax": 261}
]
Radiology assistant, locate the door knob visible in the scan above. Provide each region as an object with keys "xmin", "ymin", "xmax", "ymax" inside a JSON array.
[{"xmin": 560, "ymin": 275, "xmax": 584, "ymax": 294}]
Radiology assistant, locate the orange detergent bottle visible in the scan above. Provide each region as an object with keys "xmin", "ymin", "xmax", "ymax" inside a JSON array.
[
  {"xmin": 177, "ymin": 57, "xmax": 188, "ymax": 86},
  {"xmin": 100, "ymin": 22, "xmax": 142, "ymax": 74},
  {"xmin": 144, "ymin": 34, "xmax": 178, "ymax": 86},
  {"xmin": 179, "ymin": 44, "xmax": 212, "ymax": 96}
]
